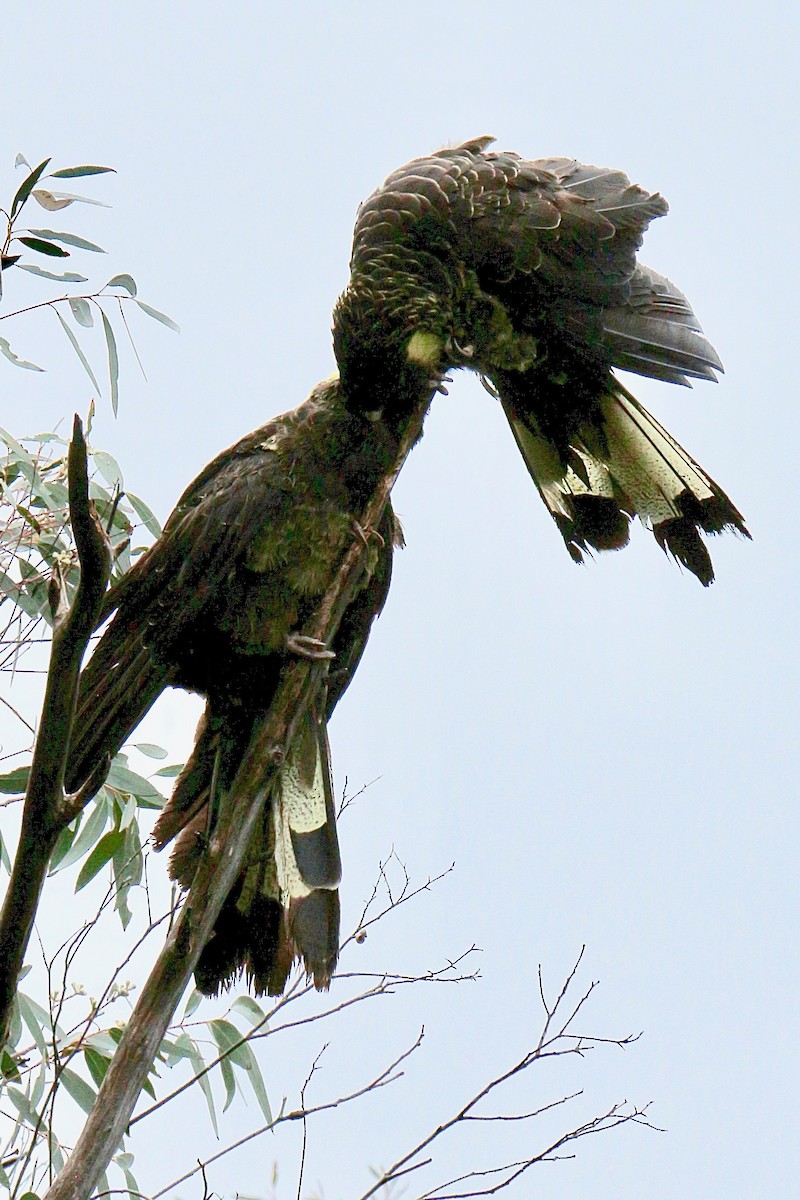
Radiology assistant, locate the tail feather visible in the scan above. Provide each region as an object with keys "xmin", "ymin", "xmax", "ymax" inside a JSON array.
[
  {"xmin": 500, "ymin": 378, "xmax": 748, "ymax": 585},
  {"xmin": 155, "ymin": 700, "xmax": 342, "ymax": 996}
]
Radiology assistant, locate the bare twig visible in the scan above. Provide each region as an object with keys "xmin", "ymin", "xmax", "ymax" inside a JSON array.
[{"xmin": 0, "ymin": 415, "xmax": 111, "ymax": 1048}]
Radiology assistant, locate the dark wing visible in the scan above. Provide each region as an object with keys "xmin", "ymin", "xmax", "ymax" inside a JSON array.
[{"xmin": 66, "ymin": 395, "xmax": 322, "ymax": 793}]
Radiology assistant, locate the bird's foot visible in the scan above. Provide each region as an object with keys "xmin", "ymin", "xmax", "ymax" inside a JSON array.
[
  {"xmin": 446, "ymin": 335, "xmax": 476, "ymax": 362},
  {"xmin": 353, "ymin": 520, "xmax": 385, "ymax": 548},
  {"xmin": 286, "ymin": 632, "xmax": 336, "ymax": 660},
  {"xmin": 427, "ymin": 372, "xmax": 454, "ymax": 397}
]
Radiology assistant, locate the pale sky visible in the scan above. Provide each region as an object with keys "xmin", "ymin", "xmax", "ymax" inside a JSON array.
[{"xmin": 1, "ymin": 2, "xmax": 798, "ymax": 1198}]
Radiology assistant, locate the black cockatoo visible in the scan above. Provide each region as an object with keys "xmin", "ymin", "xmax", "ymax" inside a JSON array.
[
  {"xmin": 334, "ymin": 136, "xmax": 747, "ymax": 584},
  {"xmin": 66, "ymin": 380, "xmax": 406, "ymax": 995}
]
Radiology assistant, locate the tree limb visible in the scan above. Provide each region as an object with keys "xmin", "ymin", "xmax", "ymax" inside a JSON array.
[
  {"xmin": 0, "ymin": 415, "xmax": 111, "ymax": 1048},
  {"xmin": 42, "ymin": 395, "xmax": 430, "ymax": 1200}
]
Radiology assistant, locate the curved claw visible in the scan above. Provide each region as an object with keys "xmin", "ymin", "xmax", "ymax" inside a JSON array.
[
  {"xmin": 353, "ymin": 520, "xmax": 385, "ymax": 548},
  {"xmin": 286, "ymin": 633, "xmax": 336, "ymax": 660}
]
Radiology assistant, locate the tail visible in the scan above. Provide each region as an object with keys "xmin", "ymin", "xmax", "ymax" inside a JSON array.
[
  {"xmin": 153, "ymin": 700, "xmax": 341, "ymax": 997},
  {"xmin": 496, "ymin": 374, "xmax": 749, "ymax": 586}
]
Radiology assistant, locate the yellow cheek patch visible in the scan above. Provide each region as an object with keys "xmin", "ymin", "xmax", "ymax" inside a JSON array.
[{"xmin": 406, "ymin": 330, "xmax": 442, "ymax": 369}]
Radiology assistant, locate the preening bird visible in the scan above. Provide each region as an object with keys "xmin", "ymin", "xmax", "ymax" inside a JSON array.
[
  {"xmin": 334, "ymin": 136, "xmax": 748, "ymax": 584},
  {"xmin": 67, "ymin": 137, "xmax": 746, "ymax": 1000},
  {"xmin": 66, "ymin": 380, "xmax": 406, "ymax": 995}
]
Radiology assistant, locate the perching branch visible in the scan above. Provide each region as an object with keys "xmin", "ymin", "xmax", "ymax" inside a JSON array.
[
  {"xmin": 41, "ymin": 392, "xmax": 432, "ymax": 1200},
  {"xmin": 0, "ymin": 414, "xmax": 111, "ymax": 1048}
]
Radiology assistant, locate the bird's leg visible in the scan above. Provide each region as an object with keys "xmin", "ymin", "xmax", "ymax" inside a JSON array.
[{"xmin": 286, "ymin": 632, "xmax": 336, "ymax": 660}]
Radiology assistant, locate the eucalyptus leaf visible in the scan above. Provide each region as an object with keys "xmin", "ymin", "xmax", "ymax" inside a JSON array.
[
  {"xmin": 0, "ymin": 765, "xmax": 30, "ymax": 794},
  {"xmin": 135, "ymin": 299, "xmax": 180, "ymax": 331},
  {"xmin": 134, "ymin": 742, "xmax": 168, "ymax": 759},
  {"xmin": 59, "ymin": 1067, "xmax": 97, "ymax": 1114},
  {"xmin": 69, "ymin": 297, "xmax": 94, "ymax": 328},
  {"xmin": 127, "ymin": 491, "xmax": 162, "ymax": 537},
  {"xmin": 75, "ymin": 829, "xmax": 126, "ymax": 891},
  {"xmin": 92, "ymin": 449, "xmax": 123, "ymax": 488},
  {"xmin": 0, "ymin": 335, "xmax": 44, "ymax": 371},
  {"xmin": 49, "ymin": 165, "xmax": 116, "ymax": 179},
  {"xmin": 14, "ymin": 152, "xmax": 31, "ymax": 169},
  {"xmin": 101, "ymin": 309, "xmax": 119, "ymax": 416},
  {"xmin": 18, "ymin": 236, "xmax": 69, "ymax": 258},
  {"xmin": 173, "ymin": 1032, "xmax": 218, "ymax": 1135},
  {"xmin": 28, "ymin": 228, "xmax": 106, "ymax": 253},
  {"xmin": 106, "ymin": 273, "xmax": 137, "ymax": 295},
  {"xmin": 39, "ymin": 190, "xmax": 111, "ymax": 208},
  {"xmin": 16, "ymin": 263, "xmax": 88, "ymax": 282},
  {"xmin": 54, "ymin": 307, "xmax": 102, "ymax": 394},
  {"xmin": 50, "ymin": 794, "xmax": 109, "ymax": 873},
  {"xmin": 11, "ymin": 159, "xmax": 51, "ymax": 219},
  {"xmin": 30, "ymin": 189, "xmax": 74, "ymax": 211}
]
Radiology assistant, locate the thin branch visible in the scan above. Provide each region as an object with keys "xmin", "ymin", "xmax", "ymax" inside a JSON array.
[
  {"xmin": 0, "ymin": 415, "xmax": 111, "ymax": 1048},
  {"xmin": 42, "ymin": 391, "xmax": 431, "ymax": 1200}
]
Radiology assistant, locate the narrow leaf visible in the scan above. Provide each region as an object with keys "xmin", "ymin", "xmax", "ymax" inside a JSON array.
[
  {"xmin": 11, "ymin": 159, "xmax": 51, "ymax": 218},
  {"xmin": 16, "ymin": 993, "xmax": 48, "ymax": 1055},
  {"xmin": 154, "ymin": 763, "xmax": 184, "ymax": 778},
  {"xmin": 0, "ymin": 827, "xmax": 10, "ymax": 873},
  {"xmin": 16, "ymin": 263, "xmax": 88, "ymax": 282},
  {"xmin": 231, "ymin": 996, "xmax": 267, "ymax": 1027},
  {"xmin": 134, "ymin": 742, "xmax": 167, "ymax": 759},
  {"xmin": 54, "ymin": 307, "xmax": 102, "ymax": 393},
  {"xmin": 15, "ymin": 153, "xmax": 31, "ymax": 169},
  {"xmin": 101, "ymin": 309, "xmax": 119, "ymax": 415},
  {"xmin": 84, "ymin": 1047, "xmax": 110, "ymax": 1088},
  {"xmin": 49, "ymin": 165, "xmax": 116, "ymax": 179},
  {"xmin": 106, "ymin": 273, "xmax": 137, "ymax": 295},
  {"xmin": 127, "ymin": 491, "xmax": 162, "ymax": 537},
  {"xmin": 105, "ymin": 758, "xmax": 163, "ymax": 804},
  {"xmin": 135, "ymin": 299, "xmax": 179, "ymax": 331},
  {"xmin": 18, "ymin": 236, "xmax": 69, "ymax": 258},
  {"xmin": 92, "ymin": 449, "xmax": 123, "ymax": 488},
  {"xmin": 28, "ymin": 228, "xmax": 105, "ymax": 252},
  {"xmin": 50, "ymin": 796, "xmax": 109, "ymax": 873},
  {"xmin": 69, "ymin": 297, "xmax": 93, "ymax": 328},
  {"xmin": 39, "ymin": 190, "xmax": 110, "ymax": 208},
  {"xmin": 59, "ymin": 1066, "xmax": 97, "ymax": 1114},
  {"xmin": 0, "ymin": 335, "xmax": 44, "ymax": 371},
  {"xmin": 0, "ymin": 765, "xmax": 30, "ymax": 794},
  {"xmin": 75, "ymin": 829, "xmax": 125, "ymax": 891},
  {"xmin": 31, "ymin": 189, "xmax": 74, "ymax": 211},
  {"xmin": 173, "ymin": 1032, "xmax": 218, "ymax": 1135},
  {"xmin": 183, "ymin": 989, "xmax": 203, "ymax": 1019}
]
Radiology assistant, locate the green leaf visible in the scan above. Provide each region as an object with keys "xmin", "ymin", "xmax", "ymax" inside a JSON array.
[
  {"xmin": 92, "ymin": 449, "xmax": 123, "ymax": 488},
  {"xmin": 1, "ymin": 1049, "xmax": 22, "ymax": 1081},
  {"xmin": 54, "ymin": 306, "xmax": 102, "ymax": 394},
  {"xmin": 0, "ymin": 765, "xmax": 30, "ymax": 794},
  {"xmin": 101, "ymin": 309, "xmax": 119, "ymax": 416},
  {"xmin": 50, "ymin": 796, "xmax": 109, "ymax": 874},
  {"xmin": 59, "ymin": 1066, "xmax": 97, "ymax": 1114},
  {"xmin": 49, "ymin": 819, "xmax": 78, "ymax": 870},
  {"xmin": 0, "ymin": 335, "xmax": 44, "ymax": 371},
  {"xmin": 75, "ymin": 829, "xmax": 126, "ymax": 891},
  {"xmin": 127, "ymin": 491, "xmax": 161, "ymax": 537},
  {"xmin": 154, "ymin": 763, "xmax": 184, "ymax": 777},
  {"xmin": 7, "ymin": 1085, "xmax": 40, "ymax": 1125},
  {"xmin": 18, "ymin": 235, "xmax": 69, "ymax": 258},
  {"xmin": 134, "ymin": 742, "xmax": 167, "ymax": 759},
  {"xmin": 106, "ymin": 273, "xmax": 137, "ymax": 295},
  {"xmin": 15, "ymin": 152, "xmax": 31, "ymax": 169},
  {"xmin": 69, "ymin": 297, "xmax": 93, "ymax": 328},
  {"xmin": 16, "ymin": 263, "xmax": 88, "ymax": 282},
  {"xmin": 183, "ymin": 989, "xmax": 203, "ymax": 1019},
  {"xmin": 17, "ymin": 992, "xmax": 48, "ymax": 1055},
  {"xmin": 105, "ymin": 758, "xmax": 163, "ymax": 805},
  {"xmin": 113, "ymin": 823, "xmax": 143, "ymax": 928},
  {"xmin": 11, "ymin": 158, "xmax": 51, "ymax": 219},
  {"xmin": 231, "ymin": 995, "xmax": 267, "ymax": 1027},
  {"xmin": 135, "ymin": 299, "xmax": 180, "ymax": 332},
  {"xmin": 84, "ymin": 1046, "xmax": 110, "ymax": 1088},
  {"xmin": 173, "ymin": 1032, "xmax": 218, "ymax": 1135},
  {"xmin": 49, "ymin": 164, "xmax": 116, "ymax": 179},
  {"xmin": 27, "ymin": 228, "xmax": 106, "ymax": 252},
  {"xmin": 0, "ymin": 827, "xmax": 10, "ymax": 873}
]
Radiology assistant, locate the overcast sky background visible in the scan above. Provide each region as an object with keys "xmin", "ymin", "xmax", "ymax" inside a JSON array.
[{"xmin": 1, "ymin": 2, "xmax": 798, "ymax": 1198}]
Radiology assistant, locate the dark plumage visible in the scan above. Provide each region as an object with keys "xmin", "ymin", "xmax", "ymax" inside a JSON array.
[
  {"xmin": 66, "ymin": 380, "xmax": 403, "ymax": 995},
  {"xmin": 334, "ymin": 137, "xmax": 748, "ymax": 584}
]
